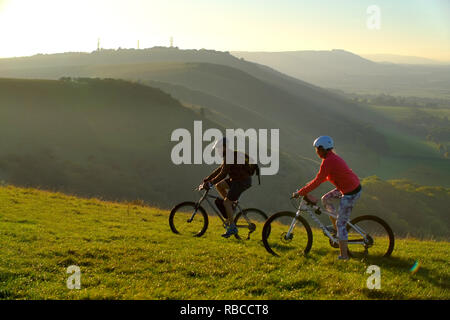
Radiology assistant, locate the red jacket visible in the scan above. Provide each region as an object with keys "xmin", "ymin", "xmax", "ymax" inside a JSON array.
[{"xmin": 297, "ymin": 151, "xmax": 360, "ymax": 196}]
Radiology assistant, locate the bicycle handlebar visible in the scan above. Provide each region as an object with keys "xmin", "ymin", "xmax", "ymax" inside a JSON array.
[
  {"xmin": 291, "ymin": 193, "xmax": 318, "ymax": 206},
  {"xmin": 196, "ymin": 182, "xmax": 213, "ymax": 192}
]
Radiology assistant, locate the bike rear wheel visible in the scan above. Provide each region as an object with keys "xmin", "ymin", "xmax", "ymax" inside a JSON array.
[
  {"xmin": 262, "ymin": 211, "xmax": 313, "ymax": 257},
  {"xmin": 234, "ymin": 208, "xmax": 268, "ymax": 240},
  {"xmin": 169, "ymin": 202, "xmax": 208, "ymax": 237},
  {"xmin": 346, "ymin": 215, "xmax": 395, "ymax": 258}
]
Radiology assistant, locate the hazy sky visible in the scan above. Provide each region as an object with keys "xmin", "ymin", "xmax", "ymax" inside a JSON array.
[{"xmin": 0, "ymin": 0, "xmax": 449, "ymax": 60}]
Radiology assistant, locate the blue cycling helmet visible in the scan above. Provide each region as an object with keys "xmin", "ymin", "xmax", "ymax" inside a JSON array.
[{"xmin": 313, "ymin": 136, "xmax": 334, "ymax": 150}]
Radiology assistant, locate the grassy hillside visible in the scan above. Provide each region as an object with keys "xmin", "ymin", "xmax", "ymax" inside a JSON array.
[
  {"xmin": 370, "ymin": 105, "xmax": 450, "ymax": 153},
  {"xmin": 0, "ymin": 184, "xmax": 448, "ymax": 300},
  {"xmin": 0, "ymin": 77, "xmax": 222, "ymax": 206},
  {"xmin": 353, "ymin": 177, "xmax": 449, "ymax": 239}
]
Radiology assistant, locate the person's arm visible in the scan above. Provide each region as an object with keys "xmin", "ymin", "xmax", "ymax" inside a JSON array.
[
  {"xmin": 203, "ymin": 164, "xmax": 224, "ymax": 183},
  {"xmin": 209, "ymin": 164, "xmax": 230, "ymax": 185},
  {"xmin": 297, "ymin": 159, "xmax": 331, "ymax": 196}
]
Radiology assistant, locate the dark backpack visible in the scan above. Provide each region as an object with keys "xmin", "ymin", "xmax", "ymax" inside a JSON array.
[{"xmin": 243, "ymin": 153, "xmax": 261, "ymax": 185}]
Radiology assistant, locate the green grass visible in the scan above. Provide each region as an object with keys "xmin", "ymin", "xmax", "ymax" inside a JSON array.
[
  {"xmin": 362, "ymin": 104, "xmax": 450, "ymax": 186},
  {"xmin": 0, "ymin": 185, "xmax": 448, "ymax": 300}
]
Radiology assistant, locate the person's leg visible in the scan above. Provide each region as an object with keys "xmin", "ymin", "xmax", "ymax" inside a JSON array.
[
  {"xmin": 336, "ymin": 191, "xmax": 362, "ymax": 259},
  {"xmin": 221, "ymin": 178, "xmax": 251, "ymax": 238},
  {"xmin": 321, "ymin": 189, "xmax": 341, "ymax": 231},
  {"xmin": 214, "ymin": 180, "xmax": 232, "ymax": 223},
  {"xmin": 215, "ymin": 179, "xmax": 229, "ymax": 199},
  {"xmin": 223, "ymin": 198, "xmax": 234, "ymax": 225}
]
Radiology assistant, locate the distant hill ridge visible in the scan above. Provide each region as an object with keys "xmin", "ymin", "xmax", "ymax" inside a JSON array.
[
  {"xmin": 231, "ymin": 49, "xmax": 450, "ymax": 98},
  {"xmin": 0, "ymin": 47, "xmax": 240, "ymax": 69}
]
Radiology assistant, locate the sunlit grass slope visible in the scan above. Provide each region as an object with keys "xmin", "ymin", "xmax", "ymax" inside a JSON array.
[{"xmin": 0, "ymin": 185, "xmax": 448, "ymax": 300}]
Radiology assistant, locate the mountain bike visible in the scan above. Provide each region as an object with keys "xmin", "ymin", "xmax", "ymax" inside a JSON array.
[
  {"xmin": 262, "ymin": 195, "xmax": 394, "ymax": 258},
  {"xmin": 169, "ymin": 185, "xmax": 268, "ymax": 240}
]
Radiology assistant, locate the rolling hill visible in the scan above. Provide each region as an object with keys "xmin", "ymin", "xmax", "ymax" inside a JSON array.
[
  {"xmin": 0, "ymin": 77, "xmax": 306, "ymax": 213},
  {"xmin": 2, "ymin": 48, "xmax": 448, "ymax": 188}
]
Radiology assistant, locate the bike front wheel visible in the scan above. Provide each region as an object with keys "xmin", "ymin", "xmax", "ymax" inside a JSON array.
[
  {"xmin": 262, "ymin": 211, "xmax": 313, "ymax": 257},
  {"xmin": 346, "ymin": 215, "xmax": 395, "ymax": 258},
  {"xmin": 234, "ymin": 208, "xmax": 268, "ymax": 241},
  {"xmin": 169, "ymin": 202, "xmax": 209, "ymax": 237}
]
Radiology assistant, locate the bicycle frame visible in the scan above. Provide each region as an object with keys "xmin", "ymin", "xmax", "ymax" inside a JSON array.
[
  {"xmin": 288, "ymin": 198, "xmax": 369, "ymax": 245},
  {"xmin": 189, "ymin": 188, "xmax": 252, "ymax": 228}
]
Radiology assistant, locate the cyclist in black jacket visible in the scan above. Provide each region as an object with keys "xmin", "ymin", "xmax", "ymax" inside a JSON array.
[{"xmin": 201, "ymin": 137, "xmax": 253, "ymax": 238}]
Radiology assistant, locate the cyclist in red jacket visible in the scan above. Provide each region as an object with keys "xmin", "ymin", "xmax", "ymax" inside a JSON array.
[{"xmin": 293, "ymin": 136, "xmax": 362, "ymax": 260}]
